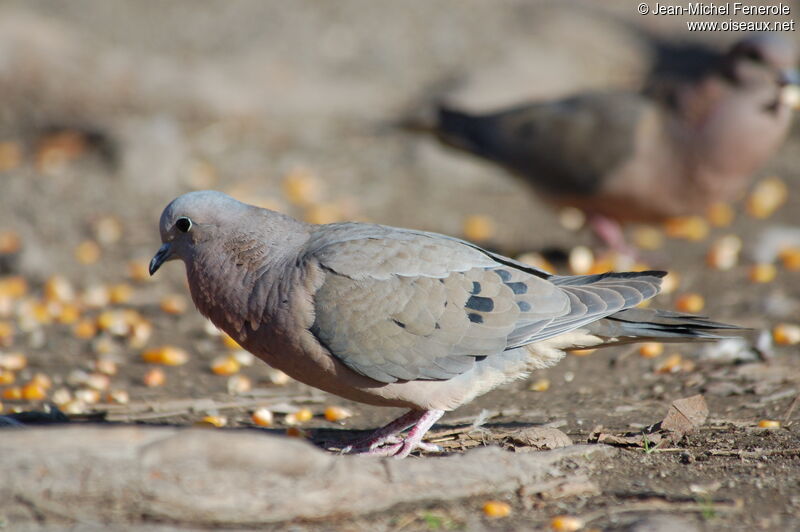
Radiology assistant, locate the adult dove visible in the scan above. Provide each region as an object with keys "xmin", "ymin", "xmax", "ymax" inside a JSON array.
[
  {"xmin": 423, "ymin": 34, "xmax": 800, "ymax": 250},
  {"xmin": 150, "ymin": 191, "xmax": 738, "ymax": 457}
]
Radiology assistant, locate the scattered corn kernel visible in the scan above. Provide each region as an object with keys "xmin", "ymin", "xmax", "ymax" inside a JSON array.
[
  {"xmin": 706, "ymin": 235, "xmax": 742, "ymax": 271},
  {"xmin": 706, "ymin": 202, "xmax": 735, "ymax": 227},
  {"xmin": 746, "ymin": 177, "xmax": 787, "ymax": 219},
  {"xmin": 758, "ymin": 419, "xmax": 781, "ymax": 429},
  {"xmin": 143, "ymin": 367, "xmax": 166, "ymax": 387},
  {"xmin": 283, "ymin": 168, "xmax": 321, "ymax": 206},
  {"xmin": 75, "ymin": 240, "xmax": 101, "ymax": 265},
  {"xmin": 56, "ymin": 303, "xmax": 81, "ymax": 325},
  {"xmin": 482, "ymin": 500, "xmax": 511, "ymax": 518},
  {"xmin": 550, "ymin": 515, "xmax": 584, "ymax": 531},
  {"xmin": 75, "ymin": 388, "xmax": 101, "ymax": 404},
  {"xmin": 196, "ymin": 415, "xmax": 227, "ymax": 428},
  {"xmin": 30, "ymin": 373, "xmax": 52, "ymax": 390},
  {"xmin": 660, "ymin": 272, "xmax": 680, "ymax": 295},
  {"xmin": 0, "ymin": 276, "xmax": 27, "ymax": 298},
  {"xmin": 252, "ymin": 408, "xmax": 274, "ymax": 427},
  {"xmin": 664, "ymin": 216, "xmax": 709, "ymax": 241},
  {"xmin": 81, "ymin": 284, "xmax": 110, "ymax": 308},
  {"xmin": 142, "ymin": 346, "xmax": 190, "ymax": 366},
  {"xmin": 128, "ymin": 320, "xmax": 153, "ymax": 348},
  {"xmin": 92, "ymin": 336, "xmax": 118, "ymax": 356},
  {"xmin": 97, "ymin": 311, "xmax": 129, "ymax": 336},
  {"xmin": 285, "ymin": 408, "xmax": 314, "ymax": 425},
  {"xmin": 779, "ymin": 248, "xmax": 800, "ymax": 271},
  {"xmin": 772, "ymin": 323, "xmax": 800, "ymax": 346},
  {"xmin": 210, "ymin": 355, "xmax": 240, "ymax": 375},
  {"xmin": 159, "ymin": 294, "xmax": 187, "ymax": 314},
  {"xmin": 44, "ymin": 275, "xmax": 75, "ymax": 303},
  {"xmin": 227, "ymin": 374, "xmax": 252, "ymax": 394},
  {"xmin": 569, "ymin": 246, "xmax": 594, "ymax": 275},
  {"xmin": 108, "ymin": 389, "xmax": 130, "ymax": 404},
  {"xmin": 86, "ymin": 373, "xmax": 110, "ymax": 391},
  {"xmin": 675, "ymin": 293, "xmax": 704, "ymax": 313},
  {"xmin": 51, "ymin": 388, "xmax": 72, "ymax": 406},
  {"xmin": 558, "ymin": 207, "xmax": 586, "ymax": 231},
  {"xmin": 62, "ymin": 399, "xmax": 88, "ymax": 415},
  {"xmin": 93, "ymin": 215, "xmax": 123, "ymax": 245},
  {"xmin": 324, "ymin": 405, "xmax": 353, "ymax": 422},
  {"xmin": 108, "ymin": 283, "xmax": 133, "ymax": 304},
  {"xmin": 21, "ymin": 382, "xmax": 46, "ymax": 400},
  {"xmin": 267, "ymin": 368, "xmax": 291, "ymax": 385},
  {"xmin": 638, "ymin": 342, "xmax": 664, "ymax": 358},
  {"xmin": 0, "ymin": 321, "xmax": 14, "ymax": 346},
  {"xmin": 0, "ymin": 352, "xmax": 27, "ymax": 371},
  {"xmin": 569, "ymin": 348, "xmax": 596, "ymax": 357},
  {"xmin": 463, "ymin": 215, "xmax": 495, "ymax": 242},
  {"xmin": 632, "ymin": 226, "xmax": 664, "ymax": 251},
  {"xmin": 656, "ymin": 353, "xmax": 685, "ymax": 374},
  {"xmin": 0, "ymin": 370, "xmax": 14, "ymax": 385},
  {"xmin": 749, "ymin": 263, "xmax": 777, "ymax": 284},
  {"xmin": 232, "ymin": 350, "xmax": 255, "ymax": 366},
  {"xmin": 529, "ymin": 378, "xmax": 551, "ymax": 392},
  {"xmin": 2, "ymin": 386, "xmax": 22, "ymax": 400},
  {"xmin": 94, "ymin": 357, "xmax": 118, "ymax": 375},
  {"xmin": 127, "ymin": 261, "xmax": 151, "ymax": 282}
]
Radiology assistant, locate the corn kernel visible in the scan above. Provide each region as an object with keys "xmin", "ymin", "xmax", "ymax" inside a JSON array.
[
  {"xmin": 128, "ymin": 320, "xmax": 153, "ymax": 348},
  {"xmin": 0, "ymin": 352, "xmax": 27, "ymax": 371},
  {"xmin": 463, "ymin": 215, "xmax": 495, "ymax": 242},
  {"xmin": 159, "ymin": 294, "xmax": 187, "ymax": 314},
  {"xmin": 51, "ymin": 388, "xmax": 72, "ymax": 406},
  {"xmin": 44, "ymin": 275, "xmax": 75, "ymax": 303},
  {"xmin": 75, "ymin": 240, "xmax": 101, "ymax": 265},
  {"xmin": 656, "ymin": 353, "xmax": 684, "ymax": 374},
  {"xmin": 142, "ymin": 346, "xmax": 190, "ymax": 366},
  {"xmin": 569, "ymin": 246, "xmax": 594, "ymax": 275},
  {"xmin": 108, "ymin": 389, "xmax": 130, "ymax": 404},
  {"xmin": 232, "ymin": 350, "xmax": 255, "ymax": 366},
  {"xmin": 86, "ymin": 373, "xmax": 110, "ymax": 391},
  {"xmin": 108, "ymin": 283, "xmax": 133, "ymax": 304},
  {"xmin": 706, "ymin": 235, "xmax": 742, "ymax": 271},
  {"xmin": 632, "ymin": 226, "xmax": 664, "ymax": 251},
  {"xmin": 550, "ymin": 515, "xmax": 584, "ymax": 531},
  {"xmin": 251, "ymin": 408, "xmax": 274, "ymax": 427},
  {"xmin": 81, "ymin": 284, "xmax": 110, "ymax": 308},
  {"xmin": 96, "ymin": 311, "xmax": 129, "ymax": 336},
  {"xmin": 267, "ymin": 368, "xmax": 291, "ymax": 385},
  {"xmin": 285, "ymin": 408, "xmax": 313, "ymax": 425},
  {"xmin": 482, "ymin": 501, "xmax": 511, "ymax": 518},
  {"xmin": 664, "ymin": 216, "xmax": 709, "ymax": 241},
  {"xmin": 558, "ymin": 207, "xmax": 586, "ymax": 231},
  {"xmin": 324, "ymin": 405, "xmax": 353, "ymax": 422},
  {"xmin": 196, "ymin": 415, "xmax": 226, "ymax": 428},
  {"xmin": 21, "ymin": 382, "xmax": 47, "ymax": 400},
  {"xmin": 56, "ymin": 303, "xmax": 81, "ymax": 325},
  {"xmin": 529, "ymin": 378, "xmax": 550, "ymax": 392},
  {"xmin": 660, "ymin": 272, "xmax": 680, "ymax": 294},
  {"xmin": 227, "ymin": 374, "xmax": 252, "ymax": 394},
  {"xmin": 0, "ymin": 370, "xmax": 14, "ymax": 385},
  {"xmin": 749, "ymin": 263, "xmax": 777, "ymax": 284},
  {"xmin": 779, "ymin": 248, "xmax": 800, "ymax": 271},
  {"xmin": 127, "ymin": 261, "xmax": 151, "ymax": 282},
  {"xmin": 93, "ymin": 215, "xmax": 123, "ymax": 245},
  {"xmin": 210, "ymin": 355, "xmax": 240, "ymax": 375},
  {"xmin": 30, "ymin": 373, "xmax": 52, "ymax": 389},
  {"xmin": 706, "ymin": 202, "xmax": 735, "ymax": 227},
  {"xmin": 221, "ymin": 334, "xmax": 241, "ymax": 349},
  {"xmin": 0, "ymin": 276, "xmax": 27, "ymax": 298},
  {"xmin": 285, "ymin": 427, "xmax": 309, "ymax": 438},
  {"xmin": 283, "ymin": 168, "xmax": 321, "ymax": 206},
  {"xmin": 0, "ymin": 320, "xmax": 14, "ymax": 346},
  {"xmin": 569, "ymin": 348, "xmax": 596, "ymax": 357},
  {"xmin": 143, "ymin": 367, "xmax": 166, "ymax": 387},
  {"xmin": 675, "ymin": 293, "xmax": 704, "ymax": 313},
  {"xmin": 62, "ymin": 399, "xmax": 87, "ymax": 415},
  {"xmin": 0, "ymin": 142, "xmax": 22, "ymax": 172},
  {"xmin": 95, "ymin": 357, "xmax": 118, "ymax": 375},
  {"xmin": 772, "ymin": 323, "xmax": 800, "ymax": 346},
  {"xmin": 757, "ymin": 419, "xmax": 781, "ymax": 429},
  {"xmin": 75, "ymin": 388, "xmax": 101, "ymax": 404},
  {"xmin": 2, "ymin": 386, "xmax": 22, "ymax": 400},
  {"xmin": 73, "ymin": 318, "xmax": 97, "ymax": 339},
  {"xmin": 638, "ymin": 342, "xmax": 664, "ymax": 358},
  {"xmin": 746, "ymin": 177, "xmax": 787, "ymax": 219}
]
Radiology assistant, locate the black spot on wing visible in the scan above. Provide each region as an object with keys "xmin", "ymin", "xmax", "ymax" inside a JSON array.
[
  {"xmin": 518, "ymin": 301, "xmax": 531, "ymax": 312},
  {"xmin": 466, "ymin": 295, "xmax": 494, "ymax": 312},
  {"xmin": 495, "ymin": 269, "xmax": 512, "ymax": 282},
  {"xmin": 474, "ymin": 355, "xmax": 487, "ymax": 362},
  {"xmin": 506, "ymin": 282, "xmax": 528, "ymax": 295},
  {"xmin": 470, "ymin": 281, "xmax": 481, "ymax": 295},
  {"xmin": 392, "ymin": 319, "xmax": 406, "ymax": 329},
  {"xmin": 468, "ymin": 313, "xmax": 484, "ymax": 324}
]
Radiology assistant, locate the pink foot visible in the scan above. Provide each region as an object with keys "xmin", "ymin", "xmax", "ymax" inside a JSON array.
[
  {"xmin": 327, "ymin": 409, "xmax": 445, "ymax": 458},
  {"xmin": 588, "ymin": 214, "xmax": 637, "ymax": 258}
]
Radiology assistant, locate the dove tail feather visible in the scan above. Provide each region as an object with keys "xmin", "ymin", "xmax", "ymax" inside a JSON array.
[{"xmin": 588, "ymin": 307, "xmax": 744, "ymax": 344}]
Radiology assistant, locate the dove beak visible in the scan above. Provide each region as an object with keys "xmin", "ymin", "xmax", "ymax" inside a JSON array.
[{"xmin": 149, "ymin": 243, "xmax": 172, "ymax": 276}]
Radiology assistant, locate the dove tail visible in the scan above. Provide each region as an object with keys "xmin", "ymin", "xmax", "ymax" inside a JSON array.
[{"xmin": 588, "ymin": 307, "xmax": 744, "ymax": 344}]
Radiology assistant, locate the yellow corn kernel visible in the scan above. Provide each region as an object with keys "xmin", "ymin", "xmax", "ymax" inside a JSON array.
[
  {"xmin": 0, "ymin": 352, "xmax": 27, "ymax": 371},
  {"xmin": 706, "ymin": 235, "xmax": 742, "ymax": 271},
  {"xmin": 21, "ymin": 382, "xmax": 47, "ymax": 400},
  {"xmin": 0, "ymin": 276, "xmax": 27, "ymax": 298},
  {"xmin": 282, "ymin": 168, "xmax": 321, "ymax": 206},
  {"xmin": 75, "ymin": 240, "xmax": 101, "ymax": 265},
  {"xmin": 196, "ymin": 415, "xmax": 227, "ymax": 428},
  {"xmin": 656, "ymin": 353, "xmax": 684, "ymax": 374},
  {"xmin": 660, "ymin": 272, "xmax": 680, "ymax": 295},
  {"xmin": 75, "ymin": 388, "xmax": 101, "ymax": 404},
  {"xmin": 226, "ymin": 374, "xmax": 252, "ymax": 394},
  {"xmin": 632, "ymin": 226, "xmax": 664, "ymax": 251},
  {"xmin": 706, "ymin": 202, "xmax": 735, "ymax": 227},
  {"xmin": 675, "ymin": 293, "xmax": 704, "ymax": 313},
  {"xmin": 529, "ymin": 378, "xmax": 551, "ymax": 392},
  {"xmin": 749, "ymin": 263, "xmax": 777, "ymax": 284},
  {"xmin": 127, "ymin": 260, "xmax": 151, "ymax": 282},
  {"xmin": 221, "ymin": 334, "xmax": 241, "ymax": 349},
  {"xmin": 772, "ymin": 323, "xmax": 800, "ymax": 346},
  {"xmin": 251, "ymin": 408, "xmax": 274, "ymax": 427},
  {"xmin": 30, "ymin": 373, "xmax": 52, "ymax": 390},
  {"xmin": 638, "ymin": 342, "xmax": 664, "ymax": 358},
  {"xmin": 96, "ymin": 310, "xmax": 128, "ymax": 335},
  {"xmin": 51, "ymin": 388, "xmax": 72, "ymax": 406},
  {"xmin": 463, "ymin": 215, "xmax": 495, "ymax": 242},
  {"xmin": 143, "ymin": 367, "xmax": 166, "ymax": 387},
  {"xmin": 568, "ymin": 246, "xmax": 594, "ymax": 275},
  {"xmin": 81, "ymin": 284, "xmax": 110, "ymax": 308},
  {"xmin": 108, "ymin": 283, "xmax": 133, "ymax": 304},
  {"xmin": 44, "ymin": 275, "xmax": 76, "ymax": 303},
  {"xmin": 285, "ymin": 408, "xmax": 313, "ymax": 425},
  {"xmin": 0, "ymin": 370, "xmax": 15, "ymax": 386},
  {"xmin": 92, "ymin": 215, "xmax": 123, "ymax": 245},
  {"xmin": 28, "ymin": 300, "xmax": 52, "ymax": 324},
  {"xmin": 128, "ymin": 320, "xmax": 153, "ymax": 348},
  {"xmin": 267, "ymin": 368, "xmax": 291, "ymax": 385},
  {"xmin": 558, "ymin": 207, "xmax": 586, "ymax": 231},
  {"xmin": 86, "ymin": 373, "xmax": 110, "ymax": 391},
  {"xmin": 746, "ymin": 177, "xmax": 787, "ymax": 219},
  {"xmin": 73, "ymin": 318, "xmax": 97, "ymax": 339},
  {"xmin": 324, "ymin": 405, "xmax": 353, "ymax": 422},
  {"xmin": 2, "ymin": 386, "xmax": 22, "ymax": 400},
  {"xmin": 758, "ymin": 419, "xmax": 781, "ymax": 429},
  {"xmin": 210, "ymin": 355, "xmax": 240, "ymax": 375},
  {"xmin": 482, "ymin": 500, "xmax": 511, "ymax": 518},
  {"xmin": 550, "ymin": 515, "xmax": 584, "ymax": 531},
  {"xmin": 107, "ymin": 389, "xmax": 130, "ymax": 404},
  {"xmin": 159, "ymin": 294, "xmax": 187, "ymax": 315},
  {"xmin": 779, "ymin": 248, "xmax": 800, "ymax": 271},
  {"xmin": 142, "ymin": 346, "xmax": 190, "ymax": 366},
  {"xmin": 61, "ymin": 399, "xmax": 88, "ymax": 415},
  {"xmin": 569, "ymin": 348, "xmax": 596, "ymax": 357},
  {"xmin": 55, "ymin": 303, "xmax": 80, "ymax": 325},
  {"xmin": 664, "ymin": 216, "xmax": 709, "ymax": 241},
  {"xmin": 285, "ymin": 426, "xmax": 309, "ymax": 438},
  {"xmin": 232, "ymin": 350, "xmax": 255, "ymax": 366},
  {"xmin": 0, "ymin": 320, "xmax": 13, "ymax": 346},
  {"xmin": 0, "ymin": 142, "xmax": 22, "ymax": 172}
]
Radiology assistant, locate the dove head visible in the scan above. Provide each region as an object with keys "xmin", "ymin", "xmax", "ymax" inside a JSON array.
[{"xmin": 724, "ymin": 34, "xmax": 799, "ymax": 91}]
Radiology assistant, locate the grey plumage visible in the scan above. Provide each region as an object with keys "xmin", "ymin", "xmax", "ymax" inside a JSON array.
[{"xmin": 150, "ymin": 191, "xmax": 741, "ymax": 457}]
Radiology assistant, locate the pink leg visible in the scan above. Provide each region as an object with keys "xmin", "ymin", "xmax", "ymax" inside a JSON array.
[
  {"xmin": 588, "ymin": 214, "xmax": 636, "ymax": 257},
  {"xmin": 330, "ymin": 409, "xmax": 445, "ymax": 458}
]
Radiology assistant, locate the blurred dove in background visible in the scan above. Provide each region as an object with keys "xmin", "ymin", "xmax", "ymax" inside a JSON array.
[
  {"xmin": 415, "ymin": 34, "xmax": 800, "ymax": 252},
  {"xmin": 149, "ymin": 191, "xmax": 739, "ymax": 458}
]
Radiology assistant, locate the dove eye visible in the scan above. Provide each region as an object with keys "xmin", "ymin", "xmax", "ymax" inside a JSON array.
[{"xmin": 175, "ymin": 217, "xmax": 192, "ymax": 233}]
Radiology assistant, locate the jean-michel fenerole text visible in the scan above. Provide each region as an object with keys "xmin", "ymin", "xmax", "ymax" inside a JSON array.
[{"xmin": 649, "ymin": 3, "xmax": 790, "ymax": 16}]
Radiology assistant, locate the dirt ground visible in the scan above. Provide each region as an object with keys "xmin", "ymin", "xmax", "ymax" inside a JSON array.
[{"xmin": 1, "ymin": 1, "xmax": 799, "ymax": 530}]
